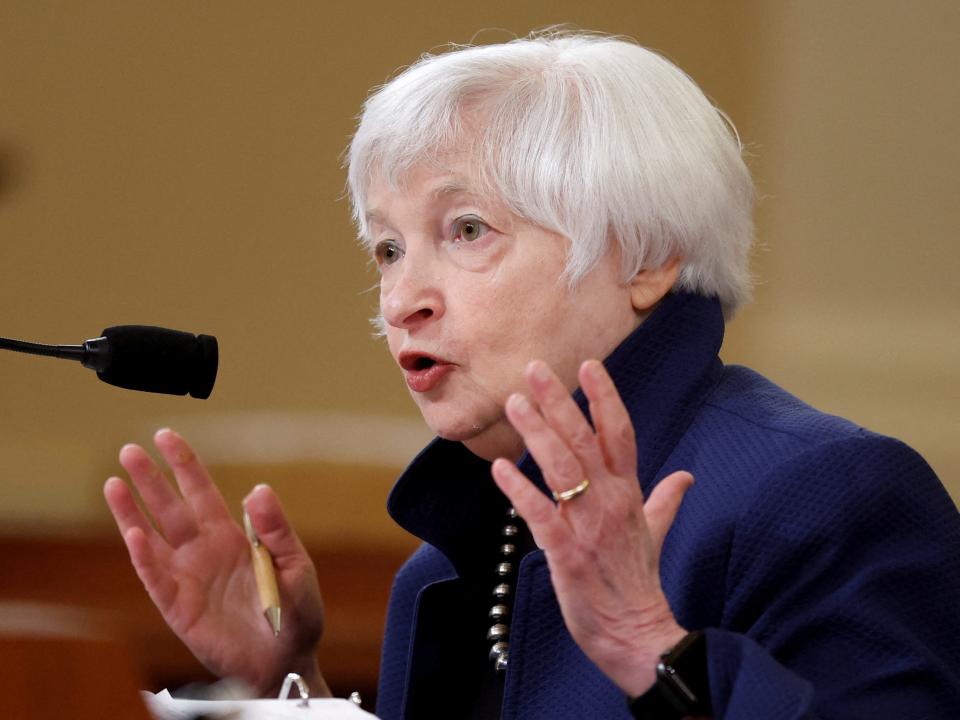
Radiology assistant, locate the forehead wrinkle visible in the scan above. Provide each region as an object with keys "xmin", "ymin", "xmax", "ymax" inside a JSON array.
[
  {"xmin": 364, "ymin": 162, "xmax": 513, "ymax": 245},
  {"xmin": 366, "ymin": 174, "xmax": 478, "ymax": 222},
  {"xmin": 431, "ymin": 177, "xmax": 475, "ymax": 200}
]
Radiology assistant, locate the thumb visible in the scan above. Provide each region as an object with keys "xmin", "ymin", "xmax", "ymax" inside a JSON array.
[
  {"xmin": 644, "ymin": 471, "xmax": 694, "ymax": 555},
  {"xmin": 243, "ymin": 484, "xmax": 309, "ymax": 569}
]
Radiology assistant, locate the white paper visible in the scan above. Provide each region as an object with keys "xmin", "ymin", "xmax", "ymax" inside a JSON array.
[{"xmin": 143, "ymin": 689, "xmax": 380, "ymax": 720}]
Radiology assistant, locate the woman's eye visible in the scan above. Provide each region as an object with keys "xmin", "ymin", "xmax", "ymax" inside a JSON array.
[
  {"xmin": 453, "ymin": 216, "xmax": 489, "ymax": 243},
  {"xmin": 374, "ymin": 239, "xmax": 404, "ymax": 266}
]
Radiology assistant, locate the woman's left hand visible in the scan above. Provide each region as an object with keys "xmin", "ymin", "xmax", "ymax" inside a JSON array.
[{"xmin": 491, "ymin": 358, "xmax": 694, "ymax": 697}]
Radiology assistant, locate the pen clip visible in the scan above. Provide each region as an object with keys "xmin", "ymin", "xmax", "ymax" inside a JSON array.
[{"xmin": 242, "ymin": 507, "xmax": 260, "ymax": 548}]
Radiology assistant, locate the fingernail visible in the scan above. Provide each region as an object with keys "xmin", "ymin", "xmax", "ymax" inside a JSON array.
[
  {"xmin": 243, "ymin": 483, "xmax": 271, "ymax": 504},
  {"xmin": 530, "ymin": 361, "xmax": 550, "ymax": 383},
  {"xmin": 508, "ymin": 394, "xmax": 531, "ymax": 414},
  {"xmin": 492, "ymin": 458, "xmax": 512, "ymax": 473},
  {"xmin": 584, "ymin": 359, "xmax": 604, "ymax": 380}
]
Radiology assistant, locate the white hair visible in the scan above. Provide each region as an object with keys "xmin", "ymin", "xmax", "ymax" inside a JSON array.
[{"xmin": 347, "ymin": 30, "xmax": 754, "ymax": 317}]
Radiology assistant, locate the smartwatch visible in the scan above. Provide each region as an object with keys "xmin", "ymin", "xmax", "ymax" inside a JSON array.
[{"xmin": 628, "ymin": 630, "xmax": 711, "ymax": 719}]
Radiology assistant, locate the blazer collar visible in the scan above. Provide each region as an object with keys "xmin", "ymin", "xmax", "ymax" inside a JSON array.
[{"xmin": 387, "ymin": 291, "xmax": 726, "ymax": 573}]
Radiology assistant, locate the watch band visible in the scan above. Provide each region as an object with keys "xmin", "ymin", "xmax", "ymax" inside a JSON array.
[{"xmin": 628, "ymin": 630, "xmax": 710, "ymax": 719}]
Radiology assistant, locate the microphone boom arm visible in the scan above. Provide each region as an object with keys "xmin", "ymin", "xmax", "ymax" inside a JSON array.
[{"xmin": 0, "ymin": 335, "xmax": 86, "ymax": 362}]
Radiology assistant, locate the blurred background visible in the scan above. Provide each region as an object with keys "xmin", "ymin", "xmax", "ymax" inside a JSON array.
[{"xmin": 1, "ymin": 0, "xmax": 957, "ymax": 712}]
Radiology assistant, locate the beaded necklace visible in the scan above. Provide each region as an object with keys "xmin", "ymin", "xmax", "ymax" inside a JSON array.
[{"xmin": 486, "ymin": 507, "xmax": 520, "ymax": 671}]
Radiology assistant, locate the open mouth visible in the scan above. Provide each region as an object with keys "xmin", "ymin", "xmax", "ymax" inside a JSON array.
[
  {"xmin": 398, "ymin": 352, "xmax": 451, "ymax": 392},
  {"xmin": 412, "ymin": 356, "xmax": 436, "ymax": 371},
  {"xmin": 399, "ymin": 352, "xmax": 440, "ymax": 372}
]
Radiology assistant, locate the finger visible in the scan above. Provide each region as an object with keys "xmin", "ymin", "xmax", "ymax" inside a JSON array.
[
  {"xmin": 504, "ymin": 392, "xmax": 587, "ymax": 502},
  {"xmin": 491, "ymin": 458, "xmax": 569, "ymax": 551},
  {"xmin": 119, "ymin": 443, "xmax": 197, "ymax": 546},
  {"xmin": 644, "ymin": 471, "xmax": 694, "ymax": 554},
  {"xmin": 153, "ymin": 428, "xmax": 231, "ymax": 524},
  {"xmin": 580, "ymin": 359, "xmax": 637, "ymax": 479},
  {"xmin": 525, "ymin": 360, "xmax": 611, "ymax": 486},
  {"xmin": 104, "ymin": 476, "xmax": 156, "ymax": 539},
  {"xmin": 125, "ymin": 526, "xmax": 179, "ymax": 615},
  {"xmin": 243, "ymin": 484, "xmax": 310, "ymax": 569}
]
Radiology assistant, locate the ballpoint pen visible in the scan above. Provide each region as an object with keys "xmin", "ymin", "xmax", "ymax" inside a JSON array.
[{"xmin": 243, "ymin": 507, "xmax": 282, "ymax": 637}]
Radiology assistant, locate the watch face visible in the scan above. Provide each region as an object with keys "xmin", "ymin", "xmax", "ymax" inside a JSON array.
[
  {"xmin": 660, "ymin": 663, "xmax": 699, "ymax": 705},
  {"xmin": 659, "ymin": 631, "xmax": 710, "ymax": 714},
  {"xmin": 628, "ymin": 632, "xmax": 712, "ymax": 720}
]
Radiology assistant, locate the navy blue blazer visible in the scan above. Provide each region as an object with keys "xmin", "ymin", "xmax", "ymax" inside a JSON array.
[{"xmin": 376, "ymin": 292, "xmax": 960, "ymax": 719}]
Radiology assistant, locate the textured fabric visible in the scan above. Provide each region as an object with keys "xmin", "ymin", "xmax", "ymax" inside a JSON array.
[{"xmin": 375, "ymin": 292, "xmax": 960, "ymax": 719}]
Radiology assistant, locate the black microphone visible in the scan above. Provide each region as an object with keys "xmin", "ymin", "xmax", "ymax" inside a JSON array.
[{"xmin": 0, "ymin": 325, "xmax": 218, "ymax": 399}]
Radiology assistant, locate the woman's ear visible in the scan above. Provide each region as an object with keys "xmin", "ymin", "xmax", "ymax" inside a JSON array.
[{"xmin": 629, "ymin": 257, "xmax": 682, "ymax": 313}]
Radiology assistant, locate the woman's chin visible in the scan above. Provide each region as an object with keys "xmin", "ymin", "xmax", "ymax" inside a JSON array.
[
  {"xmin": 417, "ymin": 403, "xmax": 522, "ymax": 459},
  {"xmin": 430, "ymin": 419, "xmax": 484, "ymax": 443},
  {"xmin": 440, "ymin": 422, "xmax": 523, "ymax": 462}
]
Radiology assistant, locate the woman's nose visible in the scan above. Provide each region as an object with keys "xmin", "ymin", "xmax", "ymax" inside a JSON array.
[{"xmin": 380, "ymin": 254, "xmax": 445, "ymax": 330}]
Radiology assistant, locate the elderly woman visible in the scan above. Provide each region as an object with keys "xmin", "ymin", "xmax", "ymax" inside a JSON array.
[{"xmin": 104, "ymin": 32, "xmax": 960, "ymax": 719}]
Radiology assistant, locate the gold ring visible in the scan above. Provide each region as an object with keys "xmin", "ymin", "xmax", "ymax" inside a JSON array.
[{"xmin": 552, "ymin": 478, "xmax": 590, "ymax": 503}]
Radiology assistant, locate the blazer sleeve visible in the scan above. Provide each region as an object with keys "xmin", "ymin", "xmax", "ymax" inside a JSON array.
[{"xmin": 706, "ymin": 433, "xmax": 960, "ymax": 719}]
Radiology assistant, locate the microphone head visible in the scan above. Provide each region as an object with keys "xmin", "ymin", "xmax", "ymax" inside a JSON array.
[{"xmin": 96, "ymin": 326, "xmax": 218, "ymax": 399}]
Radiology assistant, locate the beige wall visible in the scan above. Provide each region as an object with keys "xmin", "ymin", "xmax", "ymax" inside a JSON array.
[
  {"xmin": 0, "ymin": 2, "xmax": 956, "ymax": 545},
  {"xmin": 724, "ymin": 1, "xmax": 960, "ymax": 498}
]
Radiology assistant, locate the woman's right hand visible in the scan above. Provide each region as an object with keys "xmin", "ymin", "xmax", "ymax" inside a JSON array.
[{"xmin": 103, "ymin": 428, "xmax": 329, "ymax": 697}]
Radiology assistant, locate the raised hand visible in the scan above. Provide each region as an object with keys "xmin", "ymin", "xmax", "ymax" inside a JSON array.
[
  {"xmin": 103, "ymin": 429, "xmax": 329, "ymax": 696},
  {"xmin": 491, "ymin": 360, "xmax": 693, "ymax": 698}
]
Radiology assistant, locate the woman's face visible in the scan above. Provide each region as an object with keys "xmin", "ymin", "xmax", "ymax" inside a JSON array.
[{"xmin": 366, "ymin": 159, "xmax": 641, "ymax": 461}]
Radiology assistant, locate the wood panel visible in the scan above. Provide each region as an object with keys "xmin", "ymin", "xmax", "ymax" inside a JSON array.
[
  {"xmin": 0, "ymin": 633, "xmax": 151, "ymax": 720},
  {"xmin": 0, "ymin": 534, "xmax": 411, "ymax": 709}
]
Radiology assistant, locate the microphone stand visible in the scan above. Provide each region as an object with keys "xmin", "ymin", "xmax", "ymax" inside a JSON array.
[{"xmin": 0, "ymin": 335, "xmax": 109, "ymax": 371}]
